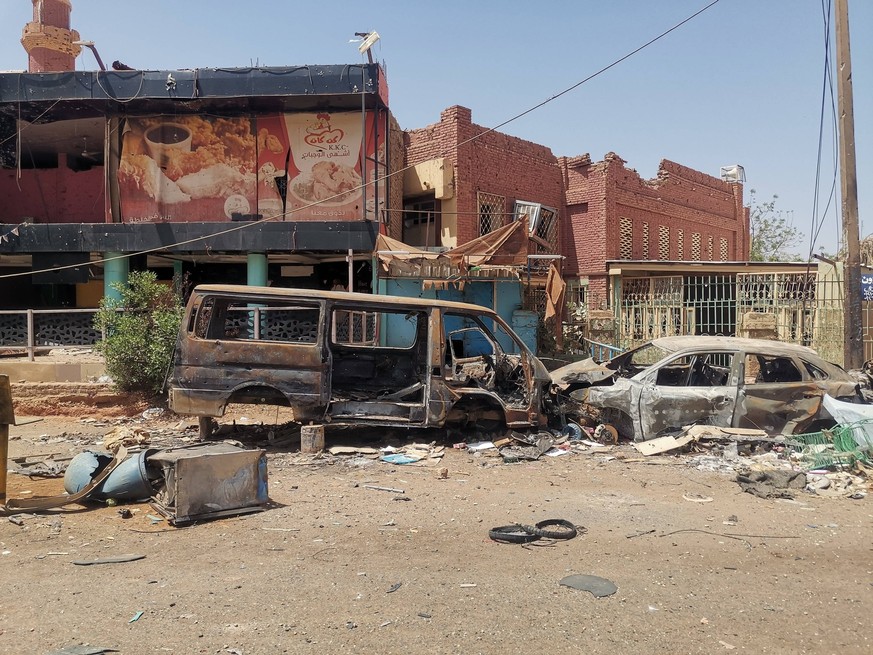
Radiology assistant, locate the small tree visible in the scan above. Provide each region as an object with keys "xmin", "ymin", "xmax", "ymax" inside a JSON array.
[
  {"xmin": 748, "ymin": 190, "xmax": 803, "ymax": 262},
  {"xmin": 94, "ymin": 271, "xmax": 183, "ymax": 394}
]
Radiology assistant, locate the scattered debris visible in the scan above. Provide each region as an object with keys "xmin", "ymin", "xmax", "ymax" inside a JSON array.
[
  {"xmin": 386, "ymin": 582, "xmax": 402, "ymax": 594},
  {"xmin": 102, "ymin": 425, "xmax": 150, "ymax": 452},
  {"xmin": 363, "ymin": 485, "xmax": 405, "ymax": 494},
  {"xmin": 4, "ymin": 446, "xmax": 128, "ymax": 512},
  {"xmin": 45, "ymin": 645, "xmax": 119, "ymax": 655},
  {"xmin": 149, "ymin": 443, "xmax": 268, "ymax": 525},
  {"xmin": 489, "ymin": 519, "xmax": 580, "ymax": 544},
  {"xmin": 559, "ymin": 574, "xmax": 617, "ymax": 598},
  {"xmin": 682, "ymin": 493, "xmax": 714, "ymax": 503},
  {"xmin": 128, "ymin": 611, "xmax": 144, "ymax": 623},
  {"xmin": 72, "ymin": 554, "xmax": 146, "ymax": 566},
  {"xmin": 736, "ymin": 470, "xmax": 806, "ymax": 499},
  {"xmin": 635, "ymin": 432, "xmax": 696, "ymax": 456}
]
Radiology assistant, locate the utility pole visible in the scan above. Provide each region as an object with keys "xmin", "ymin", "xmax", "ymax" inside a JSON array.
[{"xmin": 835, "ymin": 0, "xmax": 864, "ymax": 369}]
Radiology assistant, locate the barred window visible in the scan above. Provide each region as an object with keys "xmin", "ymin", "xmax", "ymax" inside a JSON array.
[
  {"xmin": 620, "ymin": 217, "xmax": 633, "ymax": 259},
  {"xmin": 478, "ymin": 192, "xmax": 505, "ymax": 236},
  {"xmin": 658, "ymin": 225, "xmax": 669, "ymax": 260},
  {"xmin": 515, "ymin": 200, "xmax": 558, "ymax": 253}
]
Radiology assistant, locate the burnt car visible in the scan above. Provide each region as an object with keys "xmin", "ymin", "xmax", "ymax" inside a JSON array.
[
  {"xmin": 551, "ymin": 336, "xmax": 861, "ymax": 441},
  {"xmin": 169, "ymin": 285, "xmax": 551, "ymax": 436}
]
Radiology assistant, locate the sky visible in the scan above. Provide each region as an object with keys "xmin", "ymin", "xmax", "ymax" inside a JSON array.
[{"xmin": 0, "ymin": 0, "xmax": 869, "ymax": 258}]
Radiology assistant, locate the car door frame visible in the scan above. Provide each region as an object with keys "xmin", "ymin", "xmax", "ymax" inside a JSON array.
[
  {"xmin": 637, "ymin": 350, "xmax": 740, "ymax": 437},
  {"xmin": 735, "ymin": 351, "xmax": 823, "ymax": 434}
]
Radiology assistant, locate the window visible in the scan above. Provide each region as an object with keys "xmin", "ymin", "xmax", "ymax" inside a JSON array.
[
  {"xmin": 478, "ymin": 192, "xmax": 505, "ymax": 236},
  {"xmin": 691, "ymin": 233, "xmax": 701, "ymax": 260},
  {"xmin": 744, "ymin": 354, "xmax": 803, "ymax": 384},
  {"xmin": 720, "ymin": 237, "xmax": 729, "ymax": 261},
  {"xmin": 402, "ymin": 196, "xmax": 438, "ymax": 247},
  {"xmin": 642, "ymin": 222, "xmax": 649, "ymax": 259},
  {"xmin": 194, "ymin": 296, "xmax": 320, "ymax": 343},
  {"xmin": 514, "ymin": 200, "xmax": 558, "ymax": 252},
  {"xmin": 658, "ymin": 225, "xmax": 670, "ymax": 260},
  {"xmin": 677, "ymin": 229, "xmax": 684, "ymax": 259},
  {"xmin": 331, "ymin": 308, "xmax": 422, "ymax": 349},
  {"xmin": 620, "ymin": 218, "xmax": 633, "ymax": 259},
  {"xmin": 653, "ymin": 352, "xmax": 733, "ymax": 387},
  {"xmin": 803, "ymin": 360, "xmax": 829, "ymax": 380}
]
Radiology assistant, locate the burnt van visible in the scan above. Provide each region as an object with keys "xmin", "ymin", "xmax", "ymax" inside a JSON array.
[{"xmin": 168, "ymin": 285, "xmax": 551, "ymax": 436}]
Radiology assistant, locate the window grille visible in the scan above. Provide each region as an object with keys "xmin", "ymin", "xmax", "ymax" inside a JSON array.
[
  {"xmin": 478, "ymin": 192, "xmax": 505, "ymax": 236},
  {"xmin": 515, "ymin": 200, "xmax": 559, "ymax": 253},
  {"xmin": 658, "ymin": 225, "xmax": 669, "ymax": 260},
  {"xmin": 535, "ymin": 206, "xmax": 558, "ymax": 253},
  {"xmin": 677, "ymin": 229, "xmax": 684, "ymax": 259},
  {"xmin": 642, "ymin": 222, "xmax": 649, "ymax": 259},
  {"xmin": 691, "ymin": 233, "xmax": 701, "ymax": 260},
  {"xmin": 720, "ymin": 237, "xmax": 729, "ymax": 261},
  {"xmin": 620, "ymin": 217, "xmax": 633, "ymax": 259},
  {"xmin": 707, "ymin": 235, "xmax": 714, "ymax": 261}
]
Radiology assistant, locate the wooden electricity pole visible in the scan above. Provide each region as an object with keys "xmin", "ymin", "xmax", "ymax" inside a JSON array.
[{"xmin": 835, "ymin": 0, "xmax": 864, "ymax": 369}]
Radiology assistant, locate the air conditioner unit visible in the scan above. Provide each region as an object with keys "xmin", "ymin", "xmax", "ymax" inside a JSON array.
[{"xmin": 720, "ymin": 165, "xmax": 746, "ymax": 183}]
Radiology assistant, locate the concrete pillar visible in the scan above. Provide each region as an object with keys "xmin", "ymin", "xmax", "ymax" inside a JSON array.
[
  {"xmin": 247, "ymin": 253, "xmax": 268, "ymax": 287},
  {"xmin": 103, "ymin": 252, "xmax": 129, "ymax": 303}
]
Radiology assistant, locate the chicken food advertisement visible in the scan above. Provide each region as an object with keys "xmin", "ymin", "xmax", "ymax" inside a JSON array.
[{"xmin": 117, "ymin": 111, "xmax": 385, "ymax": 223}]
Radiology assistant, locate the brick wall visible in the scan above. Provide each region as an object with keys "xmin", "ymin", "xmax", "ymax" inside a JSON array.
[
  {"xmin": 404, "ymin": 108, "xmax": 748, "ymax": 312},
  {"xmin": 405, "ymin": 106, "xmax": 565, "ymax": 252}
]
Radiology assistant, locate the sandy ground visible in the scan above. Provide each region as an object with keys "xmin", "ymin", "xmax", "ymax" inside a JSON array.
[{"xmin": 1, "ymin": 407, "xmax": 872, "ymax": 655}]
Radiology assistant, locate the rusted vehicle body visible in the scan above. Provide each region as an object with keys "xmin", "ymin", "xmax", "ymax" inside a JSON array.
[
  {"xmin": 554, "ymin": 336, "xmax": 860, "ymax": 441},
  {"xmin": 169, "ymin": 285, "xmax": 550, "ymax": 433}
]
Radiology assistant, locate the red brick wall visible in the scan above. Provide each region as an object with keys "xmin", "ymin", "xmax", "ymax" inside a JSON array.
[
  {"xmin": 404, "ymin": 108, "xmax": 748, "ymax": 311},
  {"xmin": 609, "ymin": 157, "xmax": 745, "ymax": 262},
  {"xmin": 405, "ymin": 106, "xmax": 565, "ymax": 252}
]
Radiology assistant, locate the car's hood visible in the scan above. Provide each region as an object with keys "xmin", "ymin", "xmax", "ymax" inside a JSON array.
[{"xmin": 550, "ymin": 357, "xmax": 616, "ymax": 387}]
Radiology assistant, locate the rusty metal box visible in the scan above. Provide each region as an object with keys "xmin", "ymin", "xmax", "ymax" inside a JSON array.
[{"xmin": 148, "ymin": 443, "xmax": 268, "ymax": 524}]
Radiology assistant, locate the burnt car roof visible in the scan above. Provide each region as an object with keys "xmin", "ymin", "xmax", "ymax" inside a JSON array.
[
  {"xmin": 551, "ymin": 335, "xmax": 849, "ymax": 388},
  {"xmin": 192, "ymin": 284, "xmax": 501, "ymax": 316},
  {"xmin": 650, "ymin": 336, "xmax": 819, "ymax": 358}
]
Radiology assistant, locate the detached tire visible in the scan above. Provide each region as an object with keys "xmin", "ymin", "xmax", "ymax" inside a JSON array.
[
  {"xmin": 535, "ymin": 519, "xmax": 578, "ymax": 540},
  {"xmin": 489, "ymin": 519, "xmax": 581, "ymax": 544},
  {"xmin": 517, "ymin": 519, "xmax": 579, "ymax": 540}
]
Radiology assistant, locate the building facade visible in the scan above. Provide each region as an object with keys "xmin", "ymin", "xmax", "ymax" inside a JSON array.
[
  {"xmin": 1, "ymin": 3, "xmax": 397, "ymax": 310},
  {"xmin": 560, "ymin": 153, "xmax": 749, "ymax": 311}
]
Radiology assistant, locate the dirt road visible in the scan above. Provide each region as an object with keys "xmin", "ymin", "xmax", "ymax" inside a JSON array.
[{"xmin": 1, "ymin": 413, "xmax": 871, "ymax": 654}]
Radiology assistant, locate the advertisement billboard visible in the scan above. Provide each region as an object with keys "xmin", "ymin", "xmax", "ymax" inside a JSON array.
[{"xmin": 117, "ymin": 111, "xmax": 385, "ymax": 224}]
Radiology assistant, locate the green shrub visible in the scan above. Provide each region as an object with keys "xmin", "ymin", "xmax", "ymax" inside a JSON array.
[{"xmin": 94, "ymin": 271, "xmax": 183, "ymax": 394}]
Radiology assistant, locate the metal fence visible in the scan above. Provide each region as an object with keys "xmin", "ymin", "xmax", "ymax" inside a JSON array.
[
  {"xmin": 0, "ymin": 308, "xmax": 102, "ymax": 360},
  {"xmin": 610, "ymin": 271, "xmax": 873, "ymax": 367}
]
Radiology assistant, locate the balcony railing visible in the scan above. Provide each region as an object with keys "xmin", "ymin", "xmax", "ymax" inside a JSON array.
[{"xmin": 0, "ymin": 309, "xmax": 102, "ymax": 361}]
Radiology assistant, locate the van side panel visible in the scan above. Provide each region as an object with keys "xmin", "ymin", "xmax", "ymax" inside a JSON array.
[{"xmin": 169, "ymin": 293, "xmax": 328, "ymax": 419}]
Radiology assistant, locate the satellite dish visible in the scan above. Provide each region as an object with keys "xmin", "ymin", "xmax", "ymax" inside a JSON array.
[{"xmin": 720, "ymin": 165, "xmax": 745, "ymax": 183}]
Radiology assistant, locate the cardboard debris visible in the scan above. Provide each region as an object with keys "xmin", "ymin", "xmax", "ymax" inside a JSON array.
[
  {"xmin": 635, "ymin": 424, "xmax": 772, "ymax": 456},
  {"xmin": 634, "ymin": 432, "xmax": 696, "ymax": 456}
]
